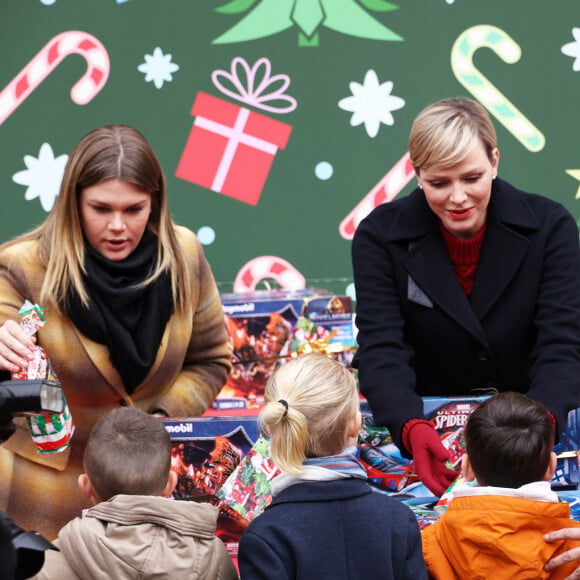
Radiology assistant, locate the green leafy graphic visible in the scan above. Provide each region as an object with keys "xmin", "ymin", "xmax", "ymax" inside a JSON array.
[
  {"xmin": 213, "ymin": 0, "xmax": 403, "ymax": 46},
  {"xmin": 216, "ymin": 0, "xmax": 259, "ymax": 15},
  {"xmin": 359, "ymin": 0, "xmax": 398, "ymax": 12}
]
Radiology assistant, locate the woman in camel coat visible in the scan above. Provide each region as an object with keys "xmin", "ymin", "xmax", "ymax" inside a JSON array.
[{"xmin": 0, "ymin": 125, "xmax": 231, "ymax": 539}]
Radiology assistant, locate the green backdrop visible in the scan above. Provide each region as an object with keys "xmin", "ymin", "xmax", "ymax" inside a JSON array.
[{"xmin": 1, "ymin": 0, "xmax": 579, "ymax": 297}]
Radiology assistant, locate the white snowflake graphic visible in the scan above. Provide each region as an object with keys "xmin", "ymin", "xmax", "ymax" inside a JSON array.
[
  {"xmin": 138, "ymin": 47, "xmax": 180, "ymax": 89},
  {"xmin": 338, "ymin": 70, "xmax": 405, "ymax": 138},
  {"xmin": 12, "ymin": 143, "xmax": 68, "ymax": 212},
  {"xmin": 562, "ymin": 28, "xmax": 580, "ymax": 71}
]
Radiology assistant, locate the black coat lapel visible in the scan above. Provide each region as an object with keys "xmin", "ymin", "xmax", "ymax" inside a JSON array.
[
  {"xmin": 402, "ymin": 233, "xmax": 490, "ymax": 347},
  {"xmin": 469, "ymin": 222, "xmax": 530, "ymax": 320}
]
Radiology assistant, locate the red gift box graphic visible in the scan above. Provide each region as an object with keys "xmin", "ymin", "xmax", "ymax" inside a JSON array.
[{"xmin": 176, "ymin": 57, "xmax": 296, "ymax": 206}]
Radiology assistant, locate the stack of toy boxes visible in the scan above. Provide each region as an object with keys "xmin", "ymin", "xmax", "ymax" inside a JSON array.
[
  {"xmin": 214, "ymin": 288, "xmax": 357, "ymax": 411},
  {"xmin": 163, "ymin": 395, "xmax": 580, "ymax": 561},
  {"xmin": 164, "ymin": 415, "xmax": 261, "ymax": 499},
  {"xmin": 166, "ymin": 398, "xmax": 580, "ymax": 511}
]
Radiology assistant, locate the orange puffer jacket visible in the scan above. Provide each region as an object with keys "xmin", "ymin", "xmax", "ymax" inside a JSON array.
[{"xmin": 422, "ymin": 494, "xmax": 580, "ymax": 580}]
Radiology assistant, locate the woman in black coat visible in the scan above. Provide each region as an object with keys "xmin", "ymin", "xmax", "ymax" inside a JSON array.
[{"xmin": 352, "ymin": 97, "xmax": 580, "ymax": 496}]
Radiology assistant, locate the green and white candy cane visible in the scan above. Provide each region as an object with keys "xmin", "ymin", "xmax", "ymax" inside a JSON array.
[{"xmin": 451, "ymin": 25, "xmax": 545, "ymax": 152}]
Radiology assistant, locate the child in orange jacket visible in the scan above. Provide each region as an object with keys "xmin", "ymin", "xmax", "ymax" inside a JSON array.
[{"xmin": 422, "ymin": 391, "xmax": 580, "ymax": 580}]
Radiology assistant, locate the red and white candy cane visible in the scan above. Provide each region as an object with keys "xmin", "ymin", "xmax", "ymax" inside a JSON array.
[
  {"xmin": 0, "ymin": 30, "xmax": 110, "ymax": 127},
  {"xmin": 339, "ymin": 151, "xmax": 415, "ymax": 240},
  {"xmin": 451, "ymin": 25, "xmax": 545, "ymax": 152},
  {"xmin": 234, "ymin": 256, "xmax": 306, "ymax": 293}
]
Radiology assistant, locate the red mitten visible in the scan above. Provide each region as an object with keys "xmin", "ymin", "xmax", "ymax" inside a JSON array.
[{"xmin": 403, "ymin": 419, "xmax": 457, "ymax": 497}]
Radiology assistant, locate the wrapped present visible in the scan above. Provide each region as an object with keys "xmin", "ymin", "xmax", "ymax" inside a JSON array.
[
  {"xmin": 213, "ymin": 288, "xmax": 357, "ymax": 410},
  {"xmin": 175, "ymin": 57, "xmax": 296, "ymax": 206},
  {"xmin": 432, "ymin": 473, "xmax": 476, "ymax": 519},
  {"xmin": 12, "ymin": 301, "xmax": 74, "ymax": 453},
  {"xmin": 217, "ymin": 436, "xmax": 280, "ymax": 524}
]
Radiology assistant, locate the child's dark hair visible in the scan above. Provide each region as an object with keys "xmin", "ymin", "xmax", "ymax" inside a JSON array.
[
  {"xmin": 465, "ymin": 392, "xmax": 554, "ymax": 488},
  {"xmin": 83, "ymin": 407, "xmax": 172, "ymax": 500}
]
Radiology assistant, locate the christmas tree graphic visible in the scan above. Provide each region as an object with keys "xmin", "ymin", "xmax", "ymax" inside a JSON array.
[{"xmin": 213, "ymin": 0, "xmax": 403, "ymax": 47}]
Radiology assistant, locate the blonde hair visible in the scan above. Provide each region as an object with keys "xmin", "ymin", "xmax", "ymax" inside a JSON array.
[
  {"xmin": 0, "ymin": 125, "xmax": 192, "ymax": 311},
  {"xmin": 408, "ymin": 97, "xmax": 497, "ymax": 172},
  {"xmin": 261, "ymin": 353, "xmax": 358, "ymax": 474},
  {"xmin": 83, "ymin": 407, "xmax": 172, "ymax": 500}
]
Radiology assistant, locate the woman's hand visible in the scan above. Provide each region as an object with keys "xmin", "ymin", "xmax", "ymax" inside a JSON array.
[
  {"xmin": 405, "ymin": 421, "xmax": 457, "ymax": 496},
  {"xmin": 0, "ymin": 320, "xmax": 35, "ymax": 373},
  {"xmin": 544, "ymin": 528, "xmax": 580, "ymax": 579}
]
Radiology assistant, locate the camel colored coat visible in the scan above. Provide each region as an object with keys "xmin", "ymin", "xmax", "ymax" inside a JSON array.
[{"xmin": 0, "ymin": 226, "xmax": 231, "ymax": 539}]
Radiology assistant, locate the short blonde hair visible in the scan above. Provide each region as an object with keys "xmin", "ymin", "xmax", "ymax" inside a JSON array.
[
  {"xmin": 260, "ymin": 353, "xmax": 358, "ymax": 474},
  {"xmin": 408, "ymin": 97, "xmax": 497, "ymax": 172}
]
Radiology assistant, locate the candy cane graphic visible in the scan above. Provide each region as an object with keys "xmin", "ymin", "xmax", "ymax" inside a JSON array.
[
  {"xmin": 234, "ymin": 256, "xmax": 306, "ymax": 293},
  {"xmin": 451, "ymin": 25, "xmax": 545, "ymax": 152},
  {"xmin": 0, "ymin": 31, "xmax": 110, "ymax": 127},
  {"xmin": 339, "ymin": 152, "xmax": 415, "ymax": 240}
]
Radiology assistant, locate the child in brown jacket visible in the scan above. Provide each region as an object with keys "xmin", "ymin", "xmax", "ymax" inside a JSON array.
[{"xmin": 35, "ymin": 407, "xmax": 238, "ymax": 579}]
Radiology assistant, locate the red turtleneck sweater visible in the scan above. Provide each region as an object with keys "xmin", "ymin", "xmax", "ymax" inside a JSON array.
[{"xmin": 439, "ymin": 222, "xmax": 487, "ymax": 295}]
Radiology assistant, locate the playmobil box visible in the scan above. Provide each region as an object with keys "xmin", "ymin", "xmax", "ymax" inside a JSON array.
[
  {"xmin": 163, "ymin": 416, "xmax": 261, "ymax": 499},
  {"xmin": 216, "ymin": 288, "xmax": 357, "ymax": 410},
  {"xmin": 163, "ymin": 416, "xmax": 264, "ymax": 566}
]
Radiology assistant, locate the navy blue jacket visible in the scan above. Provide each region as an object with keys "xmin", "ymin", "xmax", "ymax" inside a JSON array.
[
  {"xmin": 351, "ymin": 178, "xmax": 580, "ymax": 451},
  {"xmin": 238, "ymin": 478, "xmax": 427, "ymax": 580}
]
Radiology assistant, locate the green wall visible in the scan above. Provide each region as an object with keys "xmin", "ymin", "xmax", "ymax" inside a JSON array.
[{"xmin": 1, "ymin": 0, "xmax": 579, "ymax": 297}]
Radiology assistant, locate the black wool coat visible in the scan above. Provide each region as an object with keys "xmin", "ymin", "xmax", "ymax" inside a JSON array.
[{"xmin": 351, "ymin": 178, "xmax": 580, "ymax": 451}]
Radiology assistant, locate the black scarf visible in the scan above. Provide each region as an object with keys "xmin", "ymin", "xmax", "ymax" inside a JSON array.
[{"xmin": 65, "ymin": 230, "xmax": 174, "ymax": 393}]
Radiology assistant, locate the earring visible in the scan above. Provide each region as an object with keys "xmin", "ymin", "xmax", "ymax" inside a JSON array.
[
  {"xmin": 492, "ymin": 174, "xmax": 497, "ymax": 180},
  {"xmin": 418, "ymin": 182, "xmax": 423, "ymax": 189}
]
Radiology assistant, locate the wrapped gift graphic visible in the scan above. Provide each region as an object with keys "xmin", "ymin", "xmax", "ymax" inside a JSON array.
[{"xmin": 176, "ymin": 57, "xmax": 296, "ymax": 206}]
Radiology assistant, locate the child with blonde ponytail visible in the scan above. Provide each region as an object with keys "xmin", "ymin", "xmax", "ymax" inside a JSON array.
[{"xmin": 238, "ymin": 353, "xmax": 427, "ymax": 580}]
